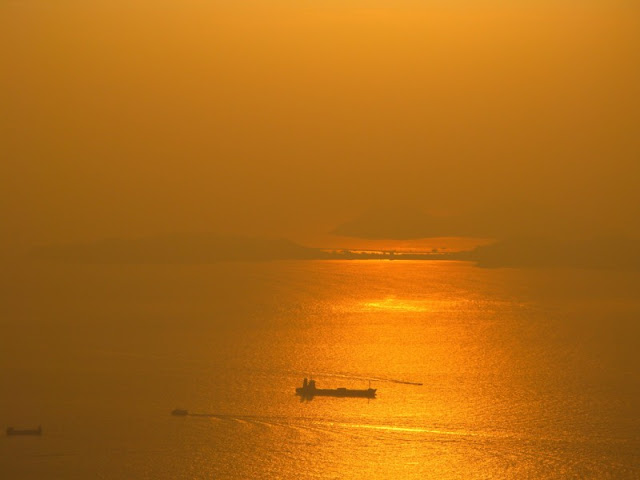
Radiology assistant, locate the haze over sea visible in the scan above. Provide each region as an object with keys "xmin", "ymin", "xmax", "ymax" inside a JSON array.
[{"xmin": 1, "ymin": 260, "xmax": 638, "ymax": 479}]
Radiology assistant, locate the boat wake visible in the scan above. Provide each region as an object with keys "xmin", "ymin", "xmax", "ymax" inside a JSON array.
[
  {"xmin": 244, "ymin": 367, "xmax": 423, "ymax": 386},
  {"xmin": 295, "ymin": 371, "xmax": 423, "ymax": 386}
]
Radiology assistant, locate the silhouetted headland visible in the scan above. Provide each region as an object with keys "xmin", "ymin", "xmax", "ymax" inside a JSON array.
[
  {"xmin": 6, "ymin": 426, "xmax": 42, "ymax": 436},
  {"xmin": 469, "ymin": 237, "xmax": 640, "ymax": 270},
  {"xmin": 29, "ymin": 234, "xmax": 323, "ymax": 264}
]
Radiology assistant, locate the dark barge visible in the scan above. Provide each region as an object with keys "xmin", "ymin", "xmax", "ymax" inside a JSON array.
[{"xmin": 296, "ymin": 378, "xmax": 376, "ymax": 399}]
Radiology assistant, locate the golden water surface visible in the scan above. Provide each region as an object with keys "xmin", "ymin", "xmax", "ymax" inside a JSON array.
[{"xmin": 1, "ymin": 260, "xmax": 639, "ymax": 478}]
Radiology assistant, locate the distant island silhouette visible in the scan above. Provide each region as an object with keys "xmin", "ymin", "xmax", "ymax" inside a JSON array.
[
  {"xmin": 28, "ymin": 233, "xmax": 640, "ymax": 270},
  {"xmin": 471, "ymin": 237, "xmax": 640, "ymax": 270},
  {"xmin": 29, "ymin": 233, "xmax": 468, "ymax": 264},
  {"xmin": 30, "ymin": 234, "xmax": 322, "ymax": 264}
]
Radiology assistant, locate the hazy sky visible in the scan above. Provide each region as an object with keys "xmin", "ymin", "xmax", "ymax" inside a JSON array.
[{"xmin": 2, "ymin": 1, "xmax": 639, "ymax": 254}]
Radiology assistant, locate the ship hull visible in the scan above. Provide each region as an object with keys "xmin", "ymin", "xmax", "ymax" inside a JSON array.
[{"xmin": 296, "ymin": 387, "xmax": 376, "ymax": 398}]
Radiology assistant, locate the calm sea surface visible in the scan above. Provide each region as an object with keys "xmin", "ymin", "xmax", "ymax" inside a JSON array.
[{"xmin": 1, "ymin": 260, "xmax": 639, "ymax": 479}]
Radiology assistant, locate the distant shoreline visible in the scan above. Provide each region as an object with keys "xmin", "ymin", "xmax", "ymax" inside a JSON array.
[{"xmin": 26, "ymin": 234, "xmax": 640, "ymax": 270}]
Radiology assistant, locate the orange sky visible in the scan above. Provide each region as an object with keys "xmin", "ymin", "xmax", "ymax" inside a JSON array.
[{"xmin": 2, "ymin": 1, "xmax": 639, "ymax": 255}]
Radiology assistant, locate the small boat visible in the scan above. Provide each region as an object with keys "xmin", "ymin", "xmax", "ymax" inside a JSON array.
[
  {"xmin": 171, "ymin": 409, "xmax": 188, "ymax": 416},
  {"xmin": 296, "ymin": 378, "xmax": 376, "ymax": 398},
  {"xmin": 6, "ymin": 426, "xmax": 42, "ymax": 436}
]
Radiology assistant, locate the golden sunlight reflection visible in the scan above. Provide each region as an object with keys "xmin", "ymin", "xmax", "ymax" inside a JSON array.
[
  {"xmin": 339, "ymin": 423, "xmax": 522, "ymax": 440},
  {"xmin": 361, "ymin": 297, "xmax": 438, "ymax": 313},
  {"xmin": 344, "ymin": 423, "xmax": 475, "ymax": 436}
]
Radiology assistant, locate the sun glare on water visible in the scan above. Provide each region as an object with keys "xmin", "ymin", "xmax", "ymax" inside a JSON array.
[{"xmin": 362, "ymin": 298, "xmax": 436, "ymax": 313}]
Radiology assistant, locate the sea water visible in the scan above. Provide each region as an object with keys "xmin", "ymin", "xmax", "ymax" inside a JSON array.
[{"xmin": 1, "ymin": 260, "xmax": 639, "ymax": 479}]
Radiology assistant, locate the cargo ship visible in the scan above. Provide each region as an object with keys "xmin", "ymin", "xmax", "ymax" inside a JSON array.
[{"xmin": 296, "ymin": 378, "xmax": 376, "ymax": 398}]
